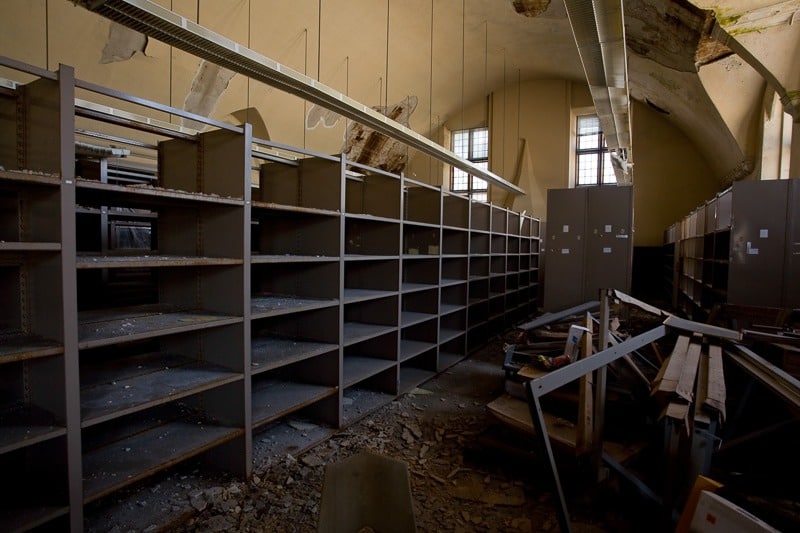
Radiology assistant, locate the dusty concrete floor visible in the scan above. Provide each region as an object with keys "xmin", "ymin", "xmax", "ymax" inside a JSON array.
[{"xmin": 85, "ymin": 339, "xmax": 635, "ymax": 532}]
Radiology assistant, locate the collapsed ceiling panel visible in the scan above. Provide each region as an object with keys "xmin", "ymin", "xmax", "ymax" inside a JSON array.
[
  {"xmin": 625, "ymin": 0, "xmax": 732, "ymax": 72},
  {"xmin": 101, "ymin": 21, "xmax": 148, "ymax": 63},
  {"xmin": 344, "ymin": 96, "xmax": 418, "ymax": 174}
]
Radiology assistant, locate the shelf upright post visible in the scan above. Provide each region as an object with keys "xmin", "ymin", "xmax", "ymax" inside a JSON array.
[
  {"xmin": 57, "ymin": 63, "xmax": 83, "ymax": 532},
  {"xmin": 337, "ymin": 153, "xmax": 347, "ymax": 428}
]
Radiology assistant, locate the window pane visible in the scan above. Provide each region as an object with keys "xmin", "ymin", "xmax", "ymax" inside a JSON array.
[
  {"xmin": 577, "ymin": 115, "xmax": 599, "ymax": 133},
  {"xmin": 472, "ymin": 177, "xmax": 488, "ymax": 191},
  {"xmin": 452, "ymin": 168, "xmax": 469, "ymax": 191},
  {"xmin": 453, "ymin": 131, "xmax": 469, "ymax": 158},
  {"xmin": 472, "ymin": 192, "xmax": 488, "ymax": 203},
  {"xmin": 577, "ymin": 153, "xmax": 598, "ymax": 185},
  {"xmin": 577, "ymin": 116, "xmax": 600, "ymax": 150},
  {"xmin": 471, "ymin": 128, "xmax": 488, "ymax": 159},
  {"xmin": 602, "ymin": 152, "xmax": 617, "ymax": 184}
]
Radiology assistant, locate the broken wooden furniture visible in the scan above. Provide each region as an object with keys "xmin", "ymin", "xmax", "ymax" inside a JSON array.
[{"xmin": 515, "ymin": 289, "xmax": 800, "ymax": 533}]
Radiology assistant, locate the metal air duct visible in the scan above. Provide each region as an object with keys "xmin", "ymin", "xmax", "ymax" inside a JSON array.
[{"xmin": 563, "ymin": 0, "xmax": 632, "ymax": 183}]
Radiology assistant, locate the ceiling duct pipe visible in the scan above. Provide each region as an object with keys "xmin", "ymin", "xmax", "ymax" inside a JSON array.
[
  {"xmin": 72, "ymin": 0, "xmax": 525, "ymax": 194},
  {"xmin": 563, "ymin": 0, "xmax": 632, "ymax": 183}
]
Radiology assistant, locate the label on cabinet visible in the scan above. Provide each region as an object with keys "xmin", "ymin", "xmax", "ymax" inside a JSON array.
[
  {"xmin": 603, "ymin": 247, "xmax": 612, "ymax": 254},
  {"xmin": 605, "ymin": 224, "xmax": 612, "ymax": 233},
  {"xmin": 562, "ymin": 225, "xmax": 569, "ymax": 233},
  {"xmin": 759, "ymin": 229, "xmax": 769, "ymax": 238},
  {"xmin": 561, "ymin": 248, "xmax": 570, "ymax": 254}
]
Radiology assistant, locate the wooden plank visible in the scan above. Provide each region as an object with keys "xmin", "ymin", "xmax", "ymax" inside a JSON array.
[
  {"xmin": 251, "ymin": 380, "xmax": 337, "ymax": 428},
  {"xmin": 694, "ymin": 352, "xmax": 712, "ymax": 425},
  {"xmin": 0, "ymin": 332, "xmax": 63, "ymax": 364},
  {"xmin": 251, "ymin": 337, "xmax": 338, "ymax": 373},
  {"xmin": 705, "ymin": 344, "xmax": 726, "ymax": 420},
  {"xmin": 652, "ymin": 336, "xmax": 690, "ymax": 396},
  {"xmin": 486, "ymin": 394, "xmax": 644, "ymax": 464},
  {"xmin": 675, "ymin": 340, "xmax": 702, "ymax": 402},
  {"xmin": 576, "ymin": 315, "xmax": 594, "ymax": 453},
  {"xmin": 76, "ymin": 254, "xmax": 241, "ymax": 269},
  {"xmin": 82, "ymin": 420, "xmax": 242, "ymax": 503}
]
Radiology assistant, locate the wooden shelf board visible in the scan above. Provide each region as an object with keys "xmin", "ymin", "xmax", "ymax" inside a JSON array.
[
  {"xmin": 399, "ymin": 367, "xmax": 436, "ymax": 394},
  {"xmin": 439, "ymin": 328, "xmax": 465, "ymax": 344},
  {"xmin": 77, "ymin": 254, "xmax": 241, "ymax": 269},
  {"xmin": 342, "ymin": 388, "xmax": 396, "ymax": 427},
  {"xmin": 80, "ymin": 356, "xmax": 241, "ymax": 428},
  {"xmin": 82, "ymin": 420, "xmax": 243, "ymax": 503},
  {"xmin": 0, "ymin": 169, "xmax": 61, "ymax": 186},
  {"xmin": 344, "ymin": 254, "xmax": 400, "ymax": 261},
  {"xmin": 401, "ymin": 282, "xmax": 437, "ymax": 293},
  {"xmin": 343, "ymin": 322, "xmax": 396, "ymax": 346},
  {"xmin": 402, "ymin": 219, "xmax": 439, "ymax": 229},
  {"xmin": 401, "ymin": 311, "xmax": 436, "ymax": 328},
  {"xmin": 78, "ymin": 306, "xmax": 242, "ymax": 349},
  {"xmin": 439, "ymin": 303, "xmax": 466, "ymax": 315},
  {"xmin": 251, "ymin": 337, "xmax": 339, "ymax": 374},
  {"xmin": 76, "ymin": 178, "xmax": 243, "ymax": 206},
  {"xmin": 251, "ymin": 254, "xmax": 338, "ymax": 264},
  {"xmin": 250, "ymin": 201, "xmax": 340, "ymax": 217},
  {"xmin": 0, "ymin": 505, "xmax": 70, "ymax": 533},
  {"xmin": 0, "ymin": 242, "xmax": 61, "ymax": 252},
  {"xmin": 342, "ymin": 288, "xmax": 396, "ymax": 304},
  {"xmin": 252, "ymin": 294, "xmax": 338, "ymax": 318},
  {"xmin": 253, "ymin": 419, "xmax": 336, "ymax": 462},
  {"xmin": 252, "ymin": 380, "xmax": 337, "ymax": 429},
  {"xmin": 343, "ymin": 356, "xmax": 396, "ymax": 388},
  {"xmin": 0, "ymin": 332, "xmax": 63, "ymax": 364},
  {"xmin": 0, "ymin": 401, "xmax": 65, "ymax": 454},
  {"xmin": 440, "ymin": 278, "xmax": 467, "ymax": 287},
  {"xmin": 399, "ymin": 339, "xmax": 436, "ymax": 362},
  {"xmin": 438, "ymin": 352, "xmax": 464, "ymax": 371},
  {"xmin": 344, "ymin": 213, "xmax": 399, "ymax": 224}
]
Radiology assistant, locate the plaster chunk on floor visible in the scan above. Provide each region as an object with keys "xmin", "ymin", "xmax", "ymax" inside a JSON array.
[{"xmin": 101, "ymin": 22, "xmax": 147, "ymax": 64}]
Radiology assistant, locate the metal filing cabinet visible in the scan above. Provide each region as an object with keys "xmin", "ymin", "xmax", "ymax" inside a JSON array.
[
  {"xmin": 729, "ymin": 180, "xmax": 789, "ymax": 307},
  {"xmin": 784, "ymin": 179, "xmax": 800, "ymax": 308},
  {"xmin": 544, "ymin": 187, "xmax": 588, "ymax": 311},
  {"xmin": 585, "ymin": 185, "xmax": 634, "ymax": 302},
  {"xmin": 543, "ymin": 186, "xmax": 633, "ymax": 311}
]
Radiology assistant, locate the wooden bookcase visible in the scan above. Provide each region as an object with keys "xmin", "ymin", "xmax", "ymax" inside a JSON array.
[{"xmin": 0, "ymin": 56, "xmax": 541, "ymax": 531}]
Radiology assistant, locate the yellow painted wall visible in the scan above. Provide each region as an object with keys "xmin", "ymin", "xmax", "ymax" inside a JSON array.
[{"xmin": 631, "ymin": 100, "xmax": 721, "ymax": 246}]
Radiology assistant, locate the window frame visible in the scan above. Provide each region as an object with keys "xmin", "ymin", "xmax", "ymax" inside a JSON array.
[
  {"xmin": 451, "ymin": 126, "xmax": 490, "ymax": 202},
  {"xmin": 575, "ymin": 114, "xmax": 616, "ymax": 187}
]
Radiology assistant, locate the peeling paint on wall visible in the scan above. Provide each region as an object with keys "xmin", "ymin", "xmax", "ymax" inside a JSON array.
[
  {"xmin": 306, "ymin": 105, "xmax": 342, "ymax": 129},
  {"xmin": 100, "ymin": 22, "xmax": 147, "ymax": 64},
  {"xmin": 182, "ymin": 60, "xmax": 236, "ymax": 131},
  {"xmin": 343, "ymin": 96, "xmax": 418, "ymax": 174},
  {"xmin": 510, "ymin": 0, "xmax": 551, "ymax": 17}
]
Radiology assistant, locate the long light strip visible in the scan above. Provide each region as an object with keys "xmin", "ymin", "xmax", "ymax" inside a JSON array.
[{"xmin": 74, "ymin": 0, "xmax": 525, "ymax": 194}]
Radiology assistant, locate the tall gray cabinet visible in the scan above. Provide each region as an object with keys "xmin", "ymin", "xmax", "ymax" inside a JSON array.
[
  {"xmin": 543, "ymin": 186, "xmax": 633, "ymax": 311},
  {"xmin": 667, "ymin": 179, "xmax": 799, "ymax": 319}
]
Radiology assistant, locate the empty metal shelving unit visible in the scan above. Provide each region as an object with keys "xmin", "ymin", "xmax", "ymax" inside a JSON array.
[{"xmin": 0, "ymin": 55, "xmax": 541, "ymax": 531}]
